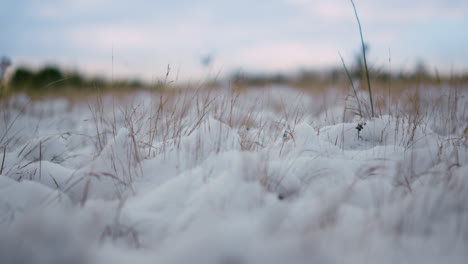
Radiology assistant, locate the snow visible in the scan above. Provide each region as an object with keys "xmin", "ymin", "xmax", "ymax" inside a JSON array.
[{"xmin": 0, "ymin": 85, "xmax": 467, "ymax": 263}]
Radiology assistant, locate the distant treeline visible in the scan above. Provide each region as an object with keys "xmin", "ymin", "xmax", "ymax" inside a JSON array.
[
  {"xmin": 232, "ymin": 63, "xmax": 468, "ymax": 87},
  {"xmin": 8, "ymin": 66, "xmax": 143, "ymax": 90},
  {"xmin": 6, "ymin": 63, "xmax": 468, "ymax": 91}
]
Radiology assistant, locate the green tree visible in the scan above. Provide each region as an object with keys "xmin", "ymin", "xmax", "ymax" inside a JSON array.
[
  {"xmin": 65, "ymin": 72, "xmax": 85, "ymax": 87},
  {"xmin": 10, "ymin": 67, "xmax": 35, "ymax": 88},
  {"xmin": 32, "ymin": 66, "xmax": 64, "ymax": 88}
]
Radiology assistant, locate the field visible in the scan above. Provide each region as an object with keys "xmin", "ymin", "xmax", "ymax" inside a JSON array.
[{"xmin": 0, "ymin": 83, "xmax": 467, "ymax": 264}]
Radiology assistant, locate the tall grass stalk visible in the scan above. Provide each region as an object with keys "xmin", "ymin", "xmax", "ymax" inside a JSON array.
[
  {"xmin": 0, "ymin": 147, "xmax": 5, "ymax": 175},
  {"xmin": 339, "ymin": 52, "xmax": 362, "ymax": 117},
  {"xmin": 350, "ymin": 0, "xmax": 375, "ymax": 118}
]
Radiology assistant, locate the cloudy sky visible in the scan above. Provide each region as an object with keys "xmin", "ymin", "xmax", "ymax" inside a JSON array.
[{"xmin": 1, "ymin": 0, "xmax": 467, "ymax": 81}]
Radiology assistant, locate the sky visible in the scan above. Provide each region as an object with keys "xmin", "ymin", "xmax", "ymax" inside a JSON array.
[{"xmin": 1, "ymin": 0, "xmax": 468, "ymax": 82}]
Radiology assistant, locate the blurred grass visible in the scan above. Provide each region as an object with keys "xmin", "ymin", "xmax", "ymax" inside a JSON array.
[{"xmin": 1, "ymin": 62, "xmax": 468, "ymax": 104}]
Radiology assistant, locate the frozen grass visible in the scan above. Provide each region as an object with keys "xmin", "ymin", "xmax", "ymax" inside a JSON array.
[{"xmin": 0, "ymin": 83, "xmax": 467, "ymax": 264}]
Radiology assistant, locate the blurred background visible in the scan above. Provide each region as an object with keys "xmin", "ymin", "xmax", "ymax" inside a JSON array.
[{"xmin": 1, "ymin": 0, "xmax": 468, "ymax": 91}]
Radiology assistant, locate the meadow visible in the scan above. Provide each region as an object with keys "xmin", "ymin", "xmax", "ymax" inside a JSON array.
[{"xmin": 0, "ymin": 77, "xmax": 467, "ymax": 263}]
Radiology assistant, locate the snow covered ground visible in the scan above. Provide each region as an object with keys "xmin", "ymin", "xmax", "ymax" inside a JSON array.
[{"xmin": 0, "ymin": 85, "xmax": 467, "ymax": 264}]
